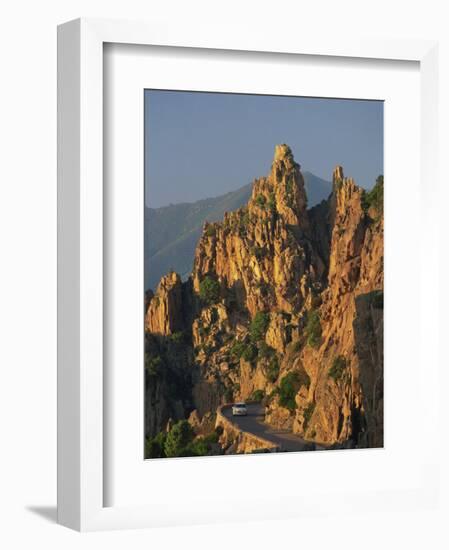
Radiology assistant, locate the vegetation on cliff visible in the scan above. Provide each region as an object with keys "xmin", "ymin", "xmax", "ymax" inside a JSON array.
[{"xmin": 145, "ymin": 420, "xmax": 223, "ymax": 459}]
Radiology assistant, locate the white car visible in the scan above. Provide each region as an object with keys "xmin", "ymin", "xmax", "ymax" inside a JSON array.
[{"xmin": 232, "ymin": 402, "xmax": 248, "ymax": 416}]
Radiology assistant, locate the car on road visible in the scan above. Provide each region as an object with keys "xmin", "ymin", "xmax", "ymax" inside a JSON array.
[{"xmin": 232, "ymin": 402, "xmax": 248, "ymax": 416}]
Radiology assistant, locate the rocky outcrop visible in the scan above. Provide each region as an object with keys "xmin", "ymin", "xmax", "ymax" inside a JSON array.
[
  {"xmin": 267, "ymin": 167, "xmax": 383, "ymax": 445},
  {"xmin": 144, "ymin": 145, "xmax": 384, "ymax": 449},
  {"xmin": 145, "ymin": 271, "xmax": 185, "ymax": 335},
  {"xmin": 270, "ymin": 144, "xmax": 308, "ymax": 228},
  {"xmin": 191, "ymin": 144, "xmax": 322, "ymax": 318}
]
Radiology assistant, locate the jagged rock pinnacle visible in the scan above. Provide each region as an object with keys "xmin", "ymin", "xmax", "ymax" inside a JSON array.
[
  {"xmin": 333, "ymin": 165, "xmax": 344, "ymax": 183},
  {"xmin": 145, "ymin": 271, "xmax": 184, "ymax": 335},
  {"xmin": 274, "ymin": 143, "xmax": 293, "ymax": 162}
]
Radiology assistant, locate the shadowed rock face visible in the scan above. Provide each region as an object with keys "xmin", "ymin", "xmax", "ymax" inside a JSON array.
[
  {"xmin": 144, "ymin": 145, "xmax": 384, "ymax": 447},
  {"xmin": 353, "ymin": 292, "xmax": 384, "ymax": 448}
]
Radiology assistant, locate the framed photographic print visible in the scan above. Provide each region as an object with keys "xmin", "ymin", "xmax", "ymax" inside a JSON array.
[{"xmin": 58, "ymin": 18, "xmax": 441, "ymax": 531}]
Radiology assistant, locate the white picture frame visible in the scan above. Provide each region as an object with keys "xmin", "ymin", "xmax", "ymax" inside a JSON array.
[{"xmin": 57, "ymin": 17, "xmax": 440, "ymax": 531}]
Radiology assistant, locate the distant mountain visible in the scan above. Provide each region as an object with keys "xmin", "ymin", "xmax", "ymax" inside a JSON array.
[
  {"xmin": 144, "ymin": 171, "xmax": 331, "ymax": 290},
  {"xmin": 303, "ymin": 171, "xmax": 333, "ymax": 207}
]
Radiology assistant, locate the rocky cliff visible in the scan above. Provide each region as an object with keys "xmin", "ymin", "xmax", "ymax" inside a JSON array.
[{"xmin": 144, "ymin": 145, "xmax": 383, "ymax": 449}]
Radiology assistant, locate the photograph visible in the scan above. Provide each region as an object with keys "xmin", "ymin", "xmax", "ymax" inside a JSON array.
[
  {"xmin": 1, "ymin": 0, "xmax": 444, "ymax": 542},
  {"xmin": 144, "ymin": 90, "xmax": 384, "ymax": 459}
]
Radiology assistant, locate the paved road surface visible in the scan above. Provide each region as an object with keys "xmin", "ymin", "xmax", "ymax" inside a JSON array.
[{"xmin": 223, "ymin": 403, "xmax": 314, "ymax": 452}]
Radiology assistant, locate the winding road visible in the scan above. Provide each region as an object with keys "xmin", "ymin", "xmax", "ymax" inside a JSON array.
[{"xmin": 222, "ymin": 403, "xmax": 315, "ymax": 452}]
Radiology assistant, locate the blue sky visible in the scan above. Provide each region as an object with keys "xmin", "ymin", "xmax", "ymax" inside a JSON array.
[{"xmin": 145, "ymin": 90, "xmax": 383, "ymax": 208}]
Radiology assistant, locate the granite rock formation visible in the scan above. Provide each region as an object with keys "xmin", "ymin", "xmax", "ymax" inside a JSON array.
[{"xmin": 144, "ymin": 145, "xmax": 384, "ymax": 450}]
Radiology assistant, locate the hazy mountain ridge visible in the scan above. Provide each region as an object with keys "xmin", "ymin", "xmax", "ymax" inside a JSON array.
[{"xmin": 145, "ymin": 172, "xmax": 332, "ymax": 290}]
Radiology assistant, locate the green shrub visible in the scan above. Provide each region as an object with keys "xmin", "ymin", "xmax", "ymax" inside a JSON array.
[
  {"xmin": 238, "ymin": 210, "xmax": 250, "ymax": 234},
  {"xmin": 203, "ymin": 431, "xmax": 219, "ymax": 445},
  {"xmin": 251, "ymin": 246, "xmax": 266, "ymax": 260},
  {"xmin": 199, "ymin": 276, "xmax": 220, "ymax": 305},
  {"xmin": 278, "ymin": 368, "xmax": 311, "ymax": 411},
  {"xmin": 303, "ymin": 402, "xmax": 315, "ymax": 431},
  {"xmin": 241, "ymin": 210, "xmax": 250, "ymax": 225},
  {"xmin": 278, "ymin": 372, "xmax": 301, "ymax": 412},
  {"xmin": 328, "ymin": 355, "xmax": 347, "ymax": 382},
  {"xmin": 242, "ymin": 343, "xmax": 257, "ymax": 363},
  {"xmin": 268, "ymin": 192, "xmax": 276, "ymax": 213},
  {"xmin": 362, "ymin": 175, "xmax": 383, "ymax": 215},
  {"xmin": 255, "ymin": 194, "xmax": 266, "ymax": 208},
  {"xmin": 258, "ymin": 341, "xmax": 275, "ymax": 359},
  {"xmin": 145, "ymin": 431, "xmax": 167, "ymax": 459},
  {"xmin": 255, "ymin": 280, "xmax": 271, "ymax": 295},
  {"xmin": 265, "ymin": 355, "xmax": 280, "ymax": 383},
  {"xmin": 169, "ymin": 331, "xmax": 184, "ymax": 345},
  {"xmin": 164, "ymin": 420, "xmax": 195, "ymax": 458},
  {"xmin": 187, "ymin": 437, "xmax": 209, "ymax": 457},
  {"xmin": 145, "ymin": 354, "xmax": 163, "ymax": 377},
  {"xmin": 230, "ymin": 340, "xmax": 246, "ymax": 359},
  {"xmin": 250, "ymin": 311, "xmax": 270, "ymax": 343},
  {"xmin": 204, "ymin": 224, "xmax": 215, "ymax": 237},
  {"xmin": 305, "ymin": 309, "xmax": 322, "ymax": 348},
  {"xmin": 251, "ymin": 389, "xmax": 265, "ymax": 402},
  {"xmin": 186, "ymin": 429, "xmax": 222, "ymax": 456}
]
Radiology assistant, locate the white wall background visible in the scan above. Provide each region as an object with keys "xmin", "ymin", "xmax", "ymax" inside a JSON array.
[{"xmin": 0, "ymin": 1, "xmax": 448, "ymax": 548}]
